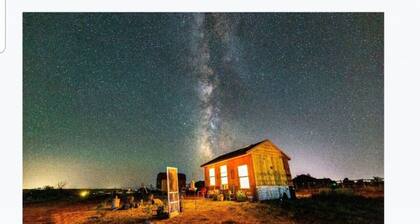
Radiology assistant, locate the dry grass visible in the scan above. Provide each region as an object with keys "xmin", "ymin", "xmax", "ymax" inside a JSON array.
[
  {"xmin": 158, "ymin": 199, "xmax": 293, "ymax": 224},
  {"xmin": 24, "ymin": 198, "xmax": 293, "ymax": 224},
  {"xmin": 24, "ymin": 194, "xmax": 383, "ymax": 224}
]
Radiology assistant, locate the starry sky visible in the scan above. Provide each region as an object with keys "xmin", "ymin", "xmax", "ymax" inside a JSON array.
[{"xmin": 23, "ymin": 13, "xmax": 383, "ymax": 189}]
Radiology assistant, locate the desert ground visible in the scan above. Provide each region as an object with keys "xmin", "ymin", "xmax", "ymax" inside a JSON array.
[
  {"xmin": 24, "ymin": 198, "xmax": 292, "ymax": 224},
  {"xmin": 23, "ymin": 192, "xmax": 383, "ymax": 224}
]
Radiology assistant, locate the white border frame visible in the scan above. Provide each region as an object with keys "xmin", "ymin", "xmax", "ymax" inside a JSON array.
[{"xmin": 1, "ymin": 1, "xmax": 420, "ymax": 223}]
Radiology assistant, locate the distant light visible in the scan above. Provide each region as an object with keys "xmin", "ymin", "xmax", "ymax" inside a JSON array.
[{"xmin": 80, "ymin": 190, "xmax": 89, "ymax": 198}]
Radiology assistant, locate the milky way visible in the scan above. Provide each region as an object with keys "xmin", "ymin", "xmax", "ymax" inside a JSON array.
[
  {"xmin": 190, "ymin": 14, "xmax": 245, "ymax": 161},
  {"xmin": 190, "ymin": 14, "xmax": 218, "ymax": 160}
]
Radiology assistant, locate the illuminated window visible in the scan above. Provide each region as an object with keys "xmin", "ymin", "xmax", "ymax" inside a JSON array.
[
  {"xmin": 209, "ymin": 168, "xmax": 215, "ymax": 186},
  {"xmin": 238, "ymin": 165, "xmax": 250, "ymax": 189},
  {"xmin": 220, "ymin": 165, "xmax": 228, "ymax": 186}
]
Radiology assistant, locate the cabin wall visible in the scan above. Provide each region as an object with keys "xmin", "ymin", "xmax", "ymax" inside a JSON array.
[
  {"xmin": 250, "ymin": 141, "xmax": 292, "ymax": 186},
  {"xmin": 250, "ymin": 141, "xmax": 293, "ymax": 200},
  {"xmin": 203, "ymin": 154, "xmax": 257, "ymax": 197}
]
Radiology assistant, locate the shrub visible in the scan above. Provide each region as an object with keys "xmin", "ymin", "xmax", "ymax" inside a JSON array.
[
  {"xmin": 224, "ymin": 190, "xmax": 233, "ymax": 201},
  {"xmin": 217, "ymin": 194, "xmax": 224, "ymax": 201},
  {"xmin": 236, "ymin": 191, "xmax": 247, "ymax": 202},
  {"xmin": 318, "ymin": 187, "xmax": 332, "ymax": 194},
  {"xmin": 207, "ymin": 189, "xmax": 219, "ymax": 199},
  {"xmin": 43, "ymin": 185, "xmax": 54, "ymax": 190},
  {"xmin": 152, "ymin": 198, "xmax": 164, "ymax": 207},
  {"xmin": 334, "ymin": 188, "xmax": 354, "ymax": 196},
  {"xmin": 96, "ymin": 201, "xmax": 107, "ymax": 209},
  {"xmin": 143, "ymin": 204, "xmax": 153, "ymax": 215}
]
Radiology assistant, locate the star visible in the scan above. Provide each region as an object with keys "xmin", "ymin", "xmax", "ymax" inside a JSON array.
[{"xmin": 23, "ymin": 13, "xmax": 383, "ymax": 188}]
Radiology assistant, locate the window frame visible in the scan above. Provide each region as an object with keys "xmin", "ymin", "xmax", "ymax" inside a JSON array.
[
  {"xmin": 220, "ymin": 165, "xmax": 228, "ymax": 187},
  {"xmin": 209, "ymin": 167, "xmax": 216, "ymax": 186},
  {"xmin": 237, "ymin": 164, "xmax": 250, "ymax": 189}
]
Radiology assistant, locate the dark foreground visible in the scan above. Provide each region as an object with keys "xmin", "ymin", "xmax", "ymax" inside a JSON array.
[
  {"xmin": 23, "ymin": 192, "xmax": 383, "ymax": 224},
  {"xmin": 280, "ymin": 192, "xmax": 383, "ymax": 224}
]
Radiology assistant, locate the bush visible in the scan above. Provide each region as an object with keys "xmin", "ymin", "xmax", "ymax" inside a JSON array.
[
  {"xmin": 96, "ymin": 201, "xmax": 107, "ymax": 209},
  {"xmin": 236, "ymin": 191, "xmax": 247, "ymax": 202},
  {"xmin": 318, "ymin": 187, "xmax": 332, "ymax": 194},
  {"xmin": 207, "ymin": 189, "xmax": 219, "ymax": 199},
  {"xmin": 217, "ymin": 194, "xmax": 224, "ymax": 201},
  {"xmin": 143, "ymin": 204, "xmax": 153, "ymax": 215},
  {"xmin": 152, "ymin": 198, "xmax": 164, "ymax": 207},
  {"xmin": 313, "ymin": 189, "xmax": 362, "ymax": 205},
  {"xmin": 333, "ymin": 188, "xmax": 355, "ymax": 196},
  {"xmin": 43, "ymin": 185, "xmax": 54, "ymax": 190},
  {"xmin": 224, "ymin": 190, "xmax": 233, "ymax": 201}
]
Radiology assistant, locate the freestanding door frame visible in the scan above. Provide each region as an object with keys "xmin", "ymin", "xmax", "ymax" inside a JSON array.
[{"xmin": 166, "ymin": 166, "xmax": 180, "ymax": 217}]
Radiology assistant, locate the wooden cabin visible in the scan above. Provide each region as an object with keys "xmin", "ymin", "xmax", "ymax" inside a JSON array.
[{"xmin": 201, "ymin": 139, "xmax": 293, "ymax": 200}]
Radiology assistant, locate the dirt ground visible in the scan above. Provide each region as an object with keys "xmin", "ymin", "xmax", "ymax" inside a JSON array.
[
  {"xmin": 24, "ymin": 192, "xmax": 384, "ymax": 224},
  {"xmin": 23, "ymin": 198, "xmax": 294, "ymax": 224},
  {"xmin": 160, "ymin": 199, "xmax": 293, "ymax": 224}
]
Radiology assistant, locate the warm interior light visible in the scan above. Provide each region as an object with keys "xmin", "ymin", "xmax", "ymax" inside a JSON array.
[
  {"xmin": 79, "ymin": 190, "xmax": 89, "ymax": 198},
  {"xmin": 209, "ymin": 168, "xmax": 216, "ymax": 186},
  {"xmin": 220, "ymin": 165, "xmax": 228, "ymax": 185},
  {"xmin": 238, "ymin": 165, "xmax": 250, "ymax": 189}
]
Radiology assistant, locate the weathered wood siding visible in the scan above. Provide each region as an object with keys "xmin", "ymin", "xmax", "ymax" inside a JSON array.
[{"xmin": 250, "ymin": 141, "xmax": 292, "ymax": 186}]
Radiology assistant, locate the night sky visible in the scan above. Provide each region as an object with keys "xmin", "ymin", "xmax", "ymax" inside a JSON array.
[{"xmin": 23, "ymin": 13, "xmax": 383, "ymax": 189}]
